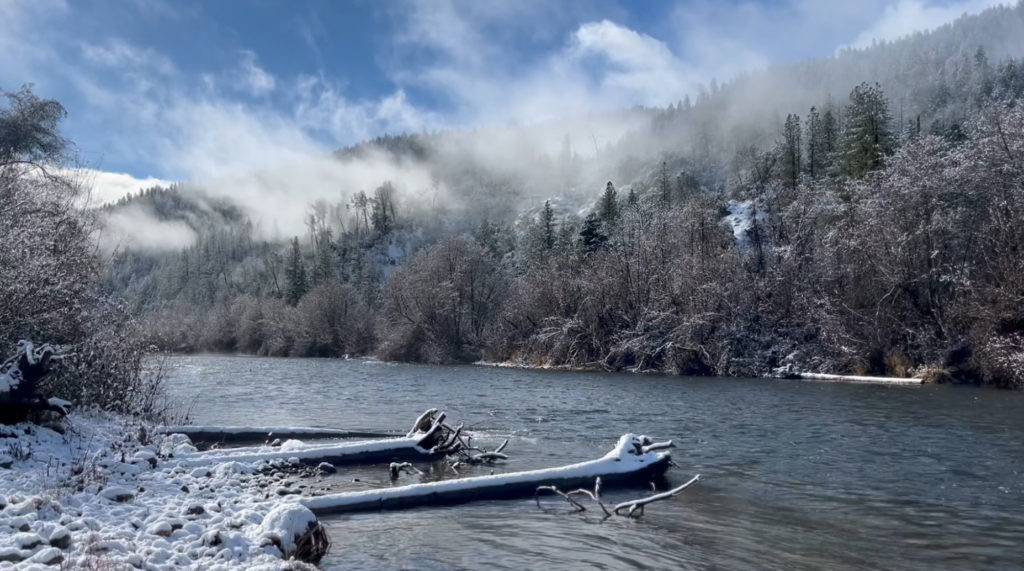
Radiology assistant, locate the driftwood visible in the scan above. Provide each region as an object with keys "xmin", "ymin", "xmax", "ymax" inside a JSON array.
[
  {"xmin": 303, "ymin": 434, "xmax": 673, "ymax": 516},
  {"xmin": 536, "ymin": 474, "xmax": 700, "ymax": 519},
  {"xmin": 177, "ymin": 410, "xmax": 461, "ymax": 468},
  {"xmin": 292, "ymin": 520, "xmax": 331, "ymax": 564},
  {"xmin": 0, "ymin": 341, "xmax": 72, "ymax": 424},
  {"xmin": 418, "ymin": 409, "xmax": 512, "ymax": 469},
  {"xmin": 158, "ymin": 426, "xmax": 398, "ymax": 449}
]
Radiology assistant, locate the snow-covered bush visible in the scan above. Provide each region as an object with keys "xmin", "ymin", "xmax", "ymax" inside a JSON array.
[{"xmin": 0, "ymin": 86, "xmax": 169, "ymax": 417}]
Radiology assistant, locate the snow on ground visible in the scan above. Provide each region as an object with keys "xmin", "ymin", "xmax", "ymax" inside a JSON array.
[{"xmin": 0, "ymin": 412, "xmax": 321, "ymax": 570}]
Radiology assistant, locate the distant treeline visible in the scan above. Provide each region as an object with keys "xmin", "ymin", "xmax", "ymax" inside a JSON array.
[{"xmin": 106, "ymin": 4, "xmax": 1024, "ymax": 388}]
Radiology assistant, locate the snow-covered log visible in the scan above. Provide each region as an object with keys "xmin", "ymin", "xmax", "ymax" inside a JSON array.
[
  {"xmin": 301, "ymin": 434, "xmax": 672, "ymax": 515},
  {"xmin": 177, "ymin": 436, "xmax": 439, "ymax": 467},
  {"xmin": 155, "ymin": 425, "xmax": 397, "ymax": 447},
  {"xmin": 792, "ymin": 372, "xmax": 924, "ymax": 386},
  {"xmin": 172, "ymin": 409, "xmax": 450, "ymax": 466}
]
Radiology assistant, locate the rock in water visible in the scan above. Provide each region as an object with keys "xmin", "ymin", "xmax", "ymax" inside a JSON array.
[{"xmin": 317, "ymin": 462, "xmax": 337, "ymax": 474}]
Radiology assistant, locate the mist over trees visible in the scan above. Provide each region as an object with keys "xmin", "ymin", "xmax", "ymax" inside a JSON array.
[{"xmin": 98, "ymin": 3, "xmax": 1024, "ymax": 388}]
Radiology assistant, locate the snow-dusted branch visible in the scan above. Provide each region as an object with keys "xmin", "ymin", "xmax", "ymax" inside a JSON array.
[{"xmin": 535, "ymin": 474, "xmax": 700, "ymax": 519}]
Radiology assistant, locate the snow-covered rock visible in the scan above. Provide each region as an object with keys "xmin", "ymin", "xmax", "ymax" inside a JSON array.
[
  {"xmin": 317, "ymin": 462, "xmax": 336, "ymax": 474},
  {"xmin": 99, "ymin": 486, "xmax": 136, "ymax": 502},
  {"xmin": 0, "ymin": 412, "xmax": 330, "ymax": 570},
  {"xmin": 257, "ymin": 504, "xmax": 318, "ymax": 559},
  {"xmin": 48, "ymin": 525, "xmax": 72, "ymax": 548},
  {"xmin": 28, "ymin": 546, "xmax": 64, "ymax": 565},
  {"xmin": 279, "ymin": 439, "xmax": 306, "ymax": 451}
]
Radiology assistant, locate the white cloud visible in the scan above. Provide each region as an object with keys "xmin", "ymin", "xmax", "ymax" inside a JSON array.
[
  {"xmin": 98, "ymin": 205, "xmax": 197, "ymax": 254},
  {"xmin": 570, "ymin": 20, "xmax": 693, "ymax": 106},
  {"xmin": 847, "ymin": 0, "xmax": 1007, "ymax": 49},
  {"xmin": 81, "ymin": 38, "xmax": 177, "ymax": 75},
  {"xmin": 235, "ymin": 50, "xmax": 275, "ymax": 96},
  {"xmin": 73, "ymin": 169, "xmax": 173, "ymax": 205},
  {"xmin": 4, "ymin": 0, "xmax": 1018, "ymax": 242}
]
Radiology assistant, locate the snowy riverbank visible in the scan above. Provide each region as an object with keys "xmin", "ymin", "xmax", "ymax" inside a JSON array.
[{"xmin": 0, "ymin": 412, "xmax": 325, "ymax": 570}]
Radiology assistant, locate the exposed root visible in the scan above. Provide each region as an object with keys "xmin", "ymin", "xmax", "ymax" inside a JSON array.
[{"xmin": 293, "ymin": 520, "xmax": 331, "ymax": 564}]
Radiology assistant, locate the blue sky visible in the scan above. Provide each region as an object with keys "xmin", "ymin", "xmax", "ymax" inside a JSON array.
[{"xmin": 0, "ymin": 0, "xmax": 1006, "ymax": 202}]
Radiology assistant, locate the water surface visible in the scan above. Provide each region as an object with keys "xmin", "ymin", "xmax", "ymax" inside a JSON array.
[{"xmin": 165, "ymin": 356, "xmax": 1024, "ymax": 571}]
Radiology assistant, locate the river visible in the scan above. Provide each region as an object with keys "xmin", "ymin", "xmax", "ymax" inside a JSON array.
[{"xmin": 164, "ymin": 355, "xmax": 1024, "ymax": 571}]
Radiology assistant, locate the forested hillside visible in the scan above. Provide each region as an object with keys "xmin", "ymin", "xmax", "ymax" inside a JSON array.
[{"xmin": 103, "ymin": 3, "xmax": 1024, "ymax": 388}]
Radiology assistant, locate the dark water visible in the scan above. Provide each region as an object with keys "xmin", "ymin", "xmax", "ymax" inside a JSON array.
[{"xmin": 165, "ymin": 356, "xmax": 1024, "ymax": 571}]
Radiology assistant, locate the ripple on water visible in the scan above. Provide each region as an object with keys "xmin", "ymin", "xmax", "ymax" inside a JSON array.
[{"xmin": 165, "ymin": 356, "xmax": 1024, "ymax": 571}]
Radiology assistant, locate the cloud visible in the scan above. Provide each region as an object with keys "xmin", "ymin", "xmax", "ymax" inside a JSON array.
[
  {"xmin": 4, "ymin": 0, "xmax": 1017, "ymax": 241},
  {"xmin": 846, "ymin": 0, "xmax": 1007, "ymax": 49},
  {"xmin": 74, "ymin": 169, "xmax": 174, "ymax": 205},
  {"xmin": 234, "ymin": 50, "xmax": 275, "ymax": 96},
  {"xmin": 98, "ymin": 204, "xmax": 197, "ymax": 254},
  {"xmin": 569, "ymin": 20, "xmax": 694, "ymax": 107},
  {"xmin": 81, "ymin": 38, "xmax": 177, "ymax": 75}
]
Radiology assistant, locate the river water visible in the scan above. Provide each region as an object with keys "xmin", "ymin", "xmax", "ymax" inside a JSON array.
[{"xmin": 165, "ymin": 355, "xmax": 1024, "ymax": 571}]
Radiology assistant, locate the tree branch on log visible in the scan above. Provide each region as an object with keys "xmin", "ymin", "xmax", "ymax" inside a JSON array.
[
  {"xmin": 612, "ymin": 475, "xmax": 700, "ymax": 518},
  {"xmin": 535, "ymin": 474, "xmax": 700, "ymax": 519},
  {"xmin": 407, "ymin": 408, "xmax": 438, "ymax": 437}
]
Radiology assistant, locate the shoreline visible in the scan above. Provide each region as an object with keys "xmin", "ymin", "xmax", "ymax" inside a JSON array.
[
  {"xmin": 0, "ymin": 412, "xmax": 327, "ymax": 570},
  {"xmin": 160, "ymin": 351, "xmax": 944, "ymax": 388}
]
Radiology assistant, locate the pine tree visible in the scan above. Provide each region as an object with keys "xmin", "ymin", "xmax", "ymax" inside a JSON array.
[
  {"xmin": 627, "ymin": 187, "xmax": 638, "ymax": 207},
  {"xmin": 312, "ymin": 229, "xmax": 335, "ymax": 285},
  {"xmin": 598, "ymin": 181, "xmax": 618, "ymax": 222},
  {"xmin": 658, "ymin": 161, "xmax": 672, "ymax": 204},
  {"xmin": 540, "ymin": 200, "xmax": 556, "ymax": 250},
  {"xmin": 371, "ymin": 181, "xmax": 396, "ymax": 235},
  {"xmin": 579, "ymin": 213, "xmax": 607, "ymax": 253},
  {"xmin": 821, "ymin": 97, "xmax": 839, "ymax": 160},
  {"xmin": 780, "ymin": 114, "xmax": 802, "ymax": 188},
  {"xmin": 974, "ymin": 45, "xmax": 994, "ymax": 104},
  {"xmin": 841, "ymin": 82, "xmax": 893, "ymax": 179},
  {"xmin": 285, "ymin": 237, "xmax": 308, "ymax": 306},
  {"xmin": 806, "ymin": 106, "xmax": 823, "ymax": 180}
]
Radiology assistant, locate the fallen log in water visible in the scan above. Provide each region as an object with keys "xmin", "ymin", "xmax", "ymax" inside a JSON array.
[
  {"xmin": 792, "ymin": 372, "xmax": 924, "ymax": 386},
  {"xmin": 169, "ymin": 410, "xmax": 451, "ymax": 466},
  {"xmin": 300, "ymin": 434, "xmax": 675, "ymax": 515},
  {"xmin": 178, "ymin": 436, "xmax": 439, "ymax": 468},
  {"xmin": 156, "ymin": 425, "xmax": 398, "ymax": 446}
]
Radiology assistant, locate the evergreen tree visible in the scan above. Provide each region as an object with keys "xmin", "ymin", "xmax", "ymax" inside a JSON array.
[
  {"xmin": 627, "ymin": 187, "xmax": 638, "ymax": 207},
  {"xmin": 312, "ymin": 229, "xmax": 335, "ymax": 285},
  {"xmin": 841, "ymin": 82, "xmax": 894, "ymax": 178},
  {"xmin": 780, "ymin": 113, "xmax": 802, "ymax": 188},
  {"xmin": 821, "ymin": 97, "xmax": 839, "ymax": 161},
  {"xmin": 579, "ymin": 213, "xmax": 607, "ymax": 253},
  {"xmin": 285, "ymin": 237, "xmax": 308, "ymax": 306},
  {"xmin": 658, "ymin": 161, "xmax": 672, "ymax": 204},
  {"xmin": 540, "ymin": 199, "xmax": 556, "ymax": 250},
  {"xmin": 806, "ymin": 106, "xmax": 824, "ymax": 180},
  {"xmin": 371, "ymin": 181, "xmax": 396, "ymax": 234},
  {"xmin": 974, "ymin": 45, "xmax": 994, "ymax": 104},
  {"xmin": 598, "ymin": 181, "xmax": 618, "ymax": 222}
]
